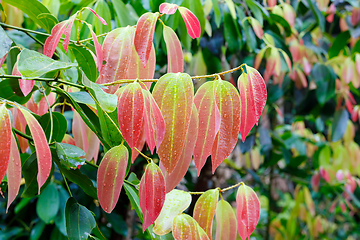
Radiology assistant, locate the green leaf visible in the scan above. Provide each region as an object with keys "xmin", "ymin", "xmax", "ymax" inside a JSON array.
[
  {"xmin": 123, "ymin": 182, "xmax": 143, "ymax": 222},
  {"xmin": 53, "ymin": 150, "xmax": 97, "ymax": 199},
  {"xmin": 21, "ymin": 153, "xmax": 53, "ymax": 198},
  {"xmin": 54, "ymin": 186, "xmax": 70, "ymax": 236},
  {"xmin": 40, "ymin": 112, "xmax": 67, "ymax": 142},
  {"xmin": 82, "ymin": 75, "xmax": 117, "ymax": 112},
  {"xmin": 269, "ymin": 13, "xmax": 292, "ymax": 37},
  {"xmin": 224, "ymin": 12, "xmax": 241, "ymax": 52},
  {"xmin": 65, "ymin": 197, "xmax": 96, "ymax": 240},
  {"xmin": 331, "ymin": 109, "xmax": 349, "ymax": 142},
  {"xmin": 36, "ymin": 183, "xmax": 60, "ymax": 224},
  {"xmin": 306, "ymin": 0, "xmax": 325, "ymax": 32},
  {"xmin": 96, "ymin": 105, "xmax": 123, "ymax": 148},
  {"xmin": 94, "ymin": 0, "xmax": 111, "ymax": 39},
  {"xmin": 2, "ymin": 0, "xmax": 58, "ymax": 33},
  {"xmin": 245, "ymin": 0, "xmax": 263, "ymax": 25},
  {"xmin": 69, "ymin": 45, "xmax": 98, "ymax": 82},
  {"xmin": 0, "ymin": 26, "xmax": 12, "ymax": 59},
  {"xmin": 18, "ymin": 49, "xmax": 77, "ymax": 78},
  {"xmin": 329, "ymin": 31, "xmax": 351, "ymax": 59},
  {"xmin": 55, "ymin": 143, "xmax": 86, "ymax": 169},
  {"xmin": 29, "ymin": 220, "xmax": 46, "ymax": 240},
  {"xmin": 112, "ymin": 0, "xmax": 138, "ymax": 27},
  {"xmin": 211, "ymin": 0, "xmax": 221, "ymax": 27},
  {"xmin": 0, "ymin": 79, "xmax": 32, "ymax": 104},
  {"xmin": 310, "ymin": 63, "xmax": 336, "ymax": 105},
  {"xmin": 237, "ymin": 6, "xmax": 255, "ymax": 52},
  {"xmin": 68, "ymin": 91, "xmax": 96, "ymax": 108}
]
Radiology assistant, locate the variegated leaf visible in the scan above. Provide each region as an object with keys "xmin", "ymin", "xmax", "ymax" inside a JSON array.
[
  {"xmin": 153, "ymin": 73, "xmax": 194, "ymax": 174},
  {"xmin": 215, "ymin": 200, "xmax": 237, "ymax": 240},
  {"xmin": 97, "ymin": 144, "xmax": 128, "ymax": 213},
  {"xmin": 159, "ymin": 3, "xmax": 178, "ymax": 14},
  {"xmin": 163, "ymin": 25, "xmax": 183, "ymax": 73},
  {"xmin": 0, "ymin": 104, "xmax": 11, "ymax": 183},
  {"xmin": 178, "ymin": 7, "xmax": 201, "ymax": 39},
  {"xmin": 172, "ymin": 214, "xmax": 210, "ymax": 240},
  {"xmin": 13, "ymin": 60, "xmax": 34, "ymax": 96}
]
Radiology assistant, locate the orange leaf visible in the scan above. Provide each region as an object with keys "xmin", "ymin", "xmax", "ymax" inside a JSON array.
[
  {"xmin": 134, "ymin": 12, "xmax": 159, "ymax": 67},
  {"xmin": 97, "ymin": 144, "xmax": 128, "ymax": 213},
  {"xmin": 236, "ymin": 184, "xmax": 260, "ymax": 240},
  {"xmin": 193, "ymin": 189, "xmax": 219, "ymax": 239}
]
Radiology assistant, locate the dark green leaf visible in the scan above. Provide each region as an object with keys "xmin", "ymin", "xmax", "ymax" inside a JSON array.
[
  {"xmin": 306, "ymin": 0, "xmax": 325, "ymax": 32},
  {"xmin": 268, "ymin": 13, "xmax": 292, "ymax": 37},
  {"xmin": 65, "ymin": 197, "xmax": 96, "ymax": 240},
  {"xmin": 69, "ymin": 45, "xmax": 98, "ymax": 82},
  {"xmin": 104, "ymin": 213, "xmax": 127, "ymax": 236},
  {"xmin": 94, "ymin": 0, "xmax": 111, "ymax": 40},
  {"xmin": 18, "ymin": 49, "xmax": 77, "ymax": 78},
  {"xmin": 40, "ymin": 112, "xmax": 67, "ymax": 142},
  {"xmin": 96, "ymin": 105, "xmax": 122, "ymax": 148},
  {"xmin": 2, "ymin": 0, "xmax": 58, "ymax": 33},
  {"xmin": 0, "ymin": 79, "xmax": 32, "ymax": 104},
  {"xmin": 55, "ymin": 143, "xmax": 86, "ymax": 169},
  {"xmin": 224, "ymin": 12, "xmax": 240, "ymax": 52},
  {"xmin": 36, "ymin": 183, "xmax": 60, "ymax": 224},
  {"xmin": 54, "ymin": 186, "xmax": 70, "ymax": 236},
  {"xmin": 0, "ymin": 26, "xmax": 12, "ymax": 58},
  {"xmin": 245, "ymin": 0, "xmax": 263, "ymax": 25},
  {"xmin": 331, "ymin": 109, "xmax": 349, "ymax": 142},
  {"xmin": 211, "ymin": 0, "xmax": 221, "ymax": 27},
  {"xmin": 29, "ymin": 220, "xmax": 46, "ymax": 240},
  {"xmin": 310, "ymin": 63, "xmax": 336, "ymax": 104},
  {"xmin": 113, "ymin": 0, "xmax": 137, "ymax": 27},
  {"xmin": 123, "ymin": 182, "xmax": 143, "ymax": 222},
  {"xmin": 329, "ymin": 31, "xmax": 351, "ymax": 58}
]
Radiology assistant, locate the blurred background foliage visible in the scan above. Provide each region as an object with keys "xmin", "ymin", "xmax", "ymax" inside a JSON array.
[{"xmin": 1, "ymin": 0, "xmax": 360, "ymax": 239}]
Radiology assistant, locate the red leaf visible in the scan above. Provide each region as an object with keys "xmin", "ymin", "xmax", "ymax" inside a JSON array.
[
  {"xmin": 43, "ymin": 14, "xmax": 76, "ymax": 57},
  {"xmin": 139, "ymin": 161, "xmax": 166, "ymax": 232},
  {"xmin": 211, "ymin": 80, "xmax": 241, "ymax": 173},
  {"xmin": 10, "ymin": 108, "xmax": 28, "ymax": 153},
  {"xmin": 134, "ymin": 12, "xmax": 159, "ymax": 67},
  {"xmin": 193, "ymin": 189, "xmax": 219, "ymax": 239},
  {"xmin": 17, "ymin": 106, "xmax": 51, "ymax": 193},
  {"xmin": 86, "ymin": 7, "xmax": 108, "ymax": 25},
  {"xmin": 194, "ymin": 81, "xmax": 221, "ymax": 175},
  {"xmin": 162, "ymin": 104, "xmax": 198, "ymax": 193},
  {"xmin": 237, "ymin": 65, "xmax": 267, "ymax": 141},
  {"xmin": 98, "ymin": 26, "xmax": 135, "ymax": 94},
  {"xmin": 163, "ymin": 25, "xmax": 184, "ymax": 73},
  {"xmin": 97, "ymin": 144, "xmax": 128, "ymax": 213},
  {"xmin": 126, "ymin": 44, "xmax": 156, "ymax": 90},
  {"xmin": 236, "ymin": 184, "xmax": 260, "ymax": 240},
  {"xmin": 178, "ymin": 7, "xmax": 201, "ymax": 39},
  {"xmin": 159, "ymin": 3, "xmax": 178, "ymax": 15},
  {"xmin": 215, "ymin": 200, "xmax": 237, "ymax": 240},
  {"xmin": 142, "ymin": 89, "xmax": 165, "ymax": 154},
  {"xmin": 117, "ymin": 82, "xmax": 144, "ymax": 149},
  {"xmin": 172, "ymin": 214, "xmax": 210, "ymax": 240},
  {"xmin": 0, "ymin": 104, "xmax": 11, "ymax": 183},
  {"xmin": 6, "ymin": 131, "xmax": 21, "ymax": 213},
  {"xmin": 12, "ymin": 61, "xmax": 34, "ymax": 96},
  {"xmin": 152, "ymin": 73, "xmax": 194, "ymax": 174}
]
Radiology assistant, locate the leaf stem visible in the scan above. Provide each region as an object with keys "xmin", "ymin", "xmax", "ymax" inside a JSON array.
[
  {"xmin": 189, "ymin": 182, "xmax": 244, "ymax": 195},
  {"xmin": 85, "ymin": 160, "xmax": 99, "ymax": 168},
  {"xmin": 12, "ymin": 128, "xmax": 33, "ymax": 141},
  {"xmin": 60, "ymin": 170, "xmax": 73, "ymax": 198},
  {"xmin": 78, "ymin": 32, "xmax": 108, "ymax": 43},
  {"xmin": 124, "ymin": 179, "xmax": 138, "ymax": 188},
  {"xmin": 134, "ymin": 147, "xmax": 151, "ymax": 163}
]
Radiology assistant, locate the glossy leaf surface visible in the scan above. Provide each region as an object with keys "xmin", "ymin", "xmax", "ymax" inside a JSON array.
[
  {"xmin": 163, "ymin": 25, "xmax": 184, "ymax": 73},
  {"xmin": 0, "ymin": 25, "xmax": 12, "ymax": 58},
  {"xmin": 55, "ymin": 142, "xmax": 85, "ymax": 169},
  {"xmin": 215, "ymin": 200, "xmax": 237, "ymax": 240},
  {"xmin": 236, "ymin": 184, "xmax": 261, "ymax": 240},
  {"xmin": 17, "ymin": 106, "xmax": 52, "ymax": 193},
  {"xmin": 211, "ymin": 79, "xmax": 241, "ymax": 172},
  {"xmin": 172, "ymin": 214, "xmax": 210, "ymax": 240},
  {"xmin": 36, "ymin": 182, "xmax": 59, "ymax": 224},
  {"xmin": 139, "ymin": 161, "xmax": 166, "ymax": 232},
  {"xmin": 237, "ymin": 66, "xmax": 267, "ymax": 141},
  {"xmin": 153, "ymin": 189, "xmax": 192, "ymax": 235},
  {"xmin": 117, "ymin": 82, "xmax": 144, "ymax": 149},
  {"xmin": 162, "ymin": 104, "xmax": 198, "ymax": 193},
  {"xmin": 159, "ymin": 3, "xmax": 178, "ymax": 14},
  {"xmin": 0, "ymin": 104, "xmax": 11, "ymax": 183},
  {"xmin": 12, "ymin": 60, "xmax": 34, "ymax": 96},
  {"xmin": 193, "ymin": 189, "xmax": 219, "ymax": 239},
  {"xmin": 134, "ymin": 12, "xmax": 159, "ymax": 67},
  {"xmin": 97, "ymin": 144, "xmax": 128, "ymax": 213},
  {"xmin": 194, "ymin": 81, "xmax": 221, "ymax": 175},
  {"xmin": 178, "ymin": 7, "xmax": 201, "ymax": 39},
  {"xmin": 153, "ymin": 73, "xmax": 194, "ymax": 174},
  {"xmin": 6, "ymin": 131, "xmax": 21, "ymax": 212}
]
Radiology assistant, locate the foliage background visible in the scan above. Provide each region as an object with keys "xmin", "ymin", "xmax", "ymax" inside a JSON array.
[{"xmin": 1, "ymin": 0, "xmax": 360, "ymax": 239}]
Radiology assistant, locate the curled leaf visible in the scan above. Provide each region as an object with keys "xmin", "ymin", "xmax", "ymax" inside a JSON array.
[
  {"xmin": 153, "ymin": 189, "xmax": 192, "ymax": 235},
  {"xmin": 215, "ymin": 200, "xmax": 237, "ymax": 240},
  {"xmin": 97, "ymin": 144, "xmax": 128, "ymax": 213},
  {"xmin": 236, "ymin": 184, "xmax": 260, "ymax": 240},
  {"xmin": 0, "ymin": 104, "xmax": 11, "ymax": 183},
  {"xmin": 163, "ymin": 25, "xmax": 184, "ymax": 73},
  {"xmin": 134, "ymin": 12, "xmax": 159, "ymax": 67},
  {"xmin": 193, "ymin": 189, "xmax": 219, "ymax": 239},
  {"xmin": 159, "ymin": 3, "xmax": 178, "ymax": 15},
  {"xmin": 178, "ymin": 7, "xmax": 201, "ymax": 39}
]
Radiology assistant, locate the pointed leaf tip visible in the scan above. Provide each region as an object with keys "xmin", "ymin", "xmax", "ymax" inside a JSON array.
[
  {"xmin": 236, "ymin": 184, "xmax": 260, "ymax": 240},
  {"xmin": 178, "ymin": 7, "xmax": 201, "ymax": 39},
  {"xmin": 86, "ymin": 7, "xmax": 108, "ymax": 25},
  {"xmin": 173, "ymin": 214, "xmax": 210, "ymax": 240},
  {"xmin": 159, "ymin": 3, "xmax": 178, "ymax": 14}
]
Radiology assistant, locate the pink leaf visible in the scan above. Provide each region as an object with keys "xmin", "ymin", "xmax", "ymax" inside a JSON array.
[
  {"xmin": 0, "ymin": 104, "xmax": 11, "ymax": 183},
  {"xmin": 0, "ymin": 53, "xmax": 8, "ymax": 68},
  {"xmin": 172, "ymin": 214, "xmax": 210, "ymax": 240},
  {"xmin": 10, "ymin": 108, "xmax": 28, "ymax": 153},
  {"xmin": 142, "ymin": 89, "xmax": 166, "ymax": 153},
  {"xmin": 97, "ymin": 144, "xmax": 128, "ymax": 213},
  {"xmin": 178, "ymin": 7, "xmax": 201, "ymax": 39},
  {"xmin": 62, "ymin": 134, "xmax": 76, "ymax": 146},
  {"xmin": 117, "ymin": 82, "xmax": 145, "ymax": 149},
  {"xmin": 98, "ymin": 26, "xmax": 135, "ymax": 93},
  {"xmin": 25, "ymin": 92, "xmax": 56, "ymax": 116},
  {"xmin": 250, "ymin": 18, "xmax": 263, "ymax": 39},
  {"xmin": 215, "ymin": 200, "xmax": 237, "ymax": 240},
  {"xmin": 43, "ymin": 14, "xmax": 76, "ymax": 57},
  {"xmin": 211, "ymin": 80, "xmax": 241, "ymax": 173},
  {"xmin": 236, "ymin": 184, "xmax": 260, "ymax": 240},
  {"xmin": 85, "ymin": 23, "xmax": 103, "ymax": 72},
  {"xmin": 162, "ymin": 104, "xmax": 198, "ymax": 193},
  {"xmin": 86, "ymin": 7, "xmax": 108, "ymax": 25},
  {"xmin": 194, "ymin": 81, "xmax": 221, "ymax": 175},
  {"xmin": 6, "ymin": 131, "xmax": 21, "ymax": 213},
  {"xmin": 139, "ymin": 161, "xmax": 166, "ymax": 232},
  {"xmin": 12, "ymin": 61, "xmax": 34, "ymax": 96},
  {"xmin": 159, "ymin": 3, "xmax": 178, "ymax": 15},
  {"xmin": 163, "ymin": 25, "xmax": 184, "ymax": 73},
  {"xmin": 134, "ymin": 12, "xmax": 159, "ymax": 67},
  {"xmin": 17, "ymin": 106, "xmax": 52, "ymax": 193}
]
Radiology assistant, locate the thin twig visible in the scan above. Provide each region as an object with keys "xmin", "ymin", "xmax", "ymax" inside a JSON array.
[
  {"xmin": 60, "ymin": 171, "xmax": 73, "ymax": 198},
  {"xmin": 220, "ymin": 182, "xmax": 244, "ymax": 192},
  {"xmin": 85, "ymin": 160, "xmax": 98, "ymax": 168},
  {"xmin": 78, "ymin": 32, "xmax": 108, "ymax": 43},
  {"xmin": 12, "ymin": 128, "xmax": 33, "ymax": 141},
  {"xmin": 134, "ymin": 147, "xmax": 152, "ymax": 163}
]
